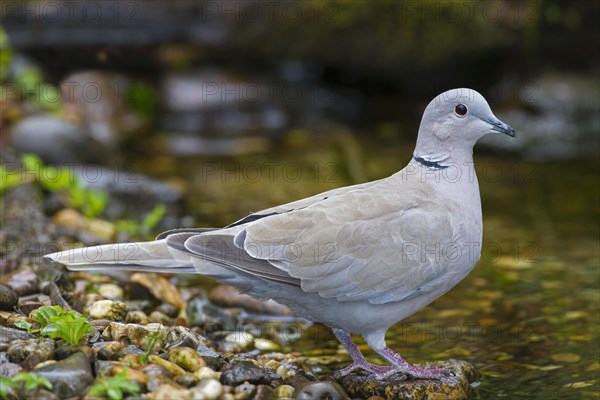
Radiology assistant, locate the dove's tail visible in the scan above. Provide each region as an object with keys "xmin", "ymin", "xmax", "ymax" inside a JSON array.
[{"xmin": 44, "ymin": 240, "xmax": 197, "ymax": 273}]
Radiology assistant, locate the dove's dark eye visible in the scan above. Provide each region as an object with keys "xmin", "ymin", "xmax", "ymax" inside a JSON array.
[{"xmin": 455, "ymin": 104, "xmax": 468, "ymax": 116}]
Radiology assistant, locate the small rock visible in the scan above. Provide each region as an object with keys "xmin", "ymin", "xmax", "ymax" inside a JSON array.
[
  {"xmin": 2, "ymin": 269, "xmax": 38, "ymax": 296},
  {"xmin": 52, "ymin": 209, "xmax": 85, "ymax": 229},
  {"xmin": 235, "ymin": 383, "xmax": 256, "ymax": 399},
  {"xmin": 255, "ymin": 338, "xmax": 281, "ymax": 352},
  {"xmin": 0, "ymin": 325, "xmax": 34, "ymax": 342},
  {"xmin": 339, "ymin": 359, "xmax": 477, "ymax": 400},
  {"xmin": 148, "ymin": 355, "xmax": 187, "ymax": 377},
  {"xmin": 209, "ymin": 285, "xmax": 294, "ymax": 316},
  {"xmin": 221, "ymin": 360, "xmax": 282, "ymax": 386},
  {"xmin": 175, "ymin": 372, "xmax": 198, "ymax": 388},
  {"xmin": 224, "ymin": 332, "xmax": 255, "ymax": 350},
  {"xmin": 7, "ymin": 338, "xmax": 55, "ymax": 364},
  {"xmin": 149, "ymin": 311, "xmax": 172, "ymax": 325},
  {"xmin": 275, "ymin": 384, "xmax": 295, "ymax": 398},
  {"xmin": 97, "ymin": 284, "xmax": 124, "ymax": 301},
  {"xmin": 92, "ymin": 341, "xmax": 125, "ymax": 360},
  {"xmin": 295, "ymin": 381, "xmax": 348, "ymax": 400},
  {"xmin": 126, "ymin": 310, "xmax": 150, "ymax": 325},
  {"xmin": 0, "ymin": 284, "xmax": 18, "ymax": 310},
  {"xmin": 255, "ymin": 384, "xmax": 277, "ymax": 400},
  {"xmin": 190, "ymin": 378, "xmax": 223, "ymax": 400},
  {"xmin": 157, "ymin": 303, "xmax": 179, "ymax": 318},
  {"xmin": 142, "ymin": 363, "xmax": 177, "ymax": 392},
  {"xmin": 0, "ymin": 362, "xmax": 25, "ymax": 377},
  {"xmin": 33, "ymin": 352, "xmax": 94, "ymax": 399},
  {"xmin": 102, "ymin": 322, "xmax": 167, "ymax": 351},
  {"xmin": 89, "ymin": 300, "xmax": 128, "ymax": 321},
  {"xmin": 86, "ymin": 219, "xmax": 116, "ymax": 242},
  {"xmin": 168, "ymin": 347, "xmax": 207, "ymax": 372},
  {"xmin": 194, "ymin": 366, "xmax": 221, "ymax": 380},
  {"xmin": 186, "ymin": 296, "xmax": 238, "ymax": 330},
  {"xmin": 10, "ymin": 115, "xmax": 91, "ymax": 164},
  {"xmin": 196, "ymin": 344, "xmax": 226, "ymax": 370},
  {"xmin": 149, "ymin": 383, "xmax": 189, "ymax": 400},
  {"xmin": 130, "ymin": 273, "xmax": 183, "ymax": 308}
]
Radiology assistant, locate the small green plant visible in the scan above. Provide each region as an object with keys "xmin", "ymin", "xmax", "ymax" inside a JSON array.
[
  {"xmin": 14, "ymin": 305, "xmax": 94, "ymax": 346},
  {"xmin": 0, "ymin": 376, "xmax": 18, "ymax": 398},
  {"xmin": 139, "ymin": 328, "xmax": 162, "ymax": 366},
  {"xmin": 0, "ymin": 373, "xmax": 52, "ymax": 397},
  {"xmin": 87, "ymin": 371, "xmax": 140, "ymax": 400},
  {"xmin": 2, "ymin": 153, "xmax": 109, "ymax": 218},
  {"xmin": 115, "ymin": 203, "xmax": 166, "ymax": 240}
]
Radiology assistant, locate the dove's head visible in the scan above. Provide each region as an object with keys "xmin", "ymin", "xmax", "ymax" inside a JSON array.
[{"xmin": 414, "ymin": 88, "xmax": 515, "ymax": 165}]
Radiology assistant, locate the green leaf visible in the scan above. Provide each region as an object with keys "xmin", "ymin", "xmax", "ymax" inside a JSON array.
[
  {"xmin": 30, "ymin": 306, "xmax": 94, "ymax": 345},
  {"xmin": 0, "ymin": 376, "xmax": 18, "ymax": 397},
  {"xmin": 0, "ymin": 164, "xmax": 23, "ymax": 193},
  {"xmin": 13, "ymin": 319, "xmax": 33, "ymax": 331},
  {"xmin": 141, "ymin": 204, "xmax": 166, "ymax": 232},
  {"xmin": 107, "ymin": 387, "xmax": 122, "ymax": 400},
  {"xmin": 21, "ymin": 153, "xmax": 43, "ymax": 180},
  {"xmin": 88, "ymin": 371, "xmax": 140, "ymax": 400},
  {"xmin": 12, "ymin": 373, "xmax": 52, "ymax": 392},
  {"xmin": 39, "ymin": 166, "xmax": 72, "ymax": 192}
]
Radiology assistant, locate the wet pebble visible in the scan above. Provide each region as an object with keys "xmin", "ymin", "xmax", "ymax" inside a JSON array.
[
  {"xmin": 102, "ymin": 322, "xmax": 167, "ymax": 350},
  {"xmin": 97, "ymin": 284, "xmax": 124, "ymax": 300},
  {"xmin": 0, "ymin": 324, "xmax": 33, "ymax": 342},
  {"xmin": 7, "ymin": 338, "xmax": 55, "ymax": 364},
  {"xmin": 209, "ymin": 285, "xmax": 294, "ymax": 316},
  {"xmin": 295, "ymin": 381, "xmax": 347, "ymax": 400},
  {"xmin": 224, "ymin": 332, "xmax": 255, "ymax": 351},
  {"xmin": 221, "ymin": 360, "xmax": 282, "ymax": 386},
  {"xmin": 149, "ymin": 383, "xmax": 188, "ymax": 400},
  {"xmin": 339, "ymin": 359, "xmax": 477, "ymax": 399},
  {"xmin": 92, "ymin": 341, "xmax": 126, "ymax": 360},
  {"xmin": 190, "ymin": 378, "xmax": 223, "ymax": 400},
  {"xmin": 0, "ymin": 362, "xmax": 25, "ymax": 377},
  {"xmin": 0, "ymin": 284, "xmax": 18, "ymax": 310},
  {"xmin": 196, "ymin": 344, "xmax": 226, "ymax": 370},
  {"xmin": 168, "ymin": 346, "xmax": 207, "ymax": 372},
  {"xmin": 142, "ymin": 363, "xmax": 176, "ymax": 392},
  {"xmin": 194, "ymin": 366, "xmax": 221, "ymax": 381},
  {"xmin": 88, "ymin": 300, "xmax": 128, "ymax": 321},
  {"xmin": 2, "ymin": 269, "xmax": 38, "ymax": 296},
  {"xmin": 235, "ymin": 383, "xmax": 256, "ymax": 399},
  {"xmin": 33, "ymin": 352, "xmax": 94, "ymax": 399},
  {"xmin": 10, "ymin": 115, "xmax": 89, "ymax": 164},
  {"xmin": 126, "ymin": 310, "xmax": 150, "ymax": 325},
  {"xmin": 255, "ymin": 384, "xmax": 277, "ymax": 400},
  {"xmin": 157, "ymin": 303, "xmax": 179, "ymax": 318},
  {"xmin": 186, "ymin": 296, "xmax": 238, "ymax": 330},
  {"xmin": 130, "ymin": 273, "xmax": 183, "ymax": 308},
  {"xmin": 149, "ymin": 310, "xmax": 172, "ymax": 325},
  {"xmin": 148, "ymin": 355, "xmax": 187, "ymax": 377},
  {"xmin": 275, "ymin": 384, "xmax": 295, "ymax": 398},
  {"xmin": 255, "ymin": 338, "xmax": 281, "ymax": 352}
]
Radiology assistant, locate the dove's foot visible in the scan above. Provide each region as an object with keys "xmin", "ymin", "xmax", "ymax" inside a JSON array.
[
  {"xmin": 374, "ymin": 347, "xmax": 452, "ymax": 380},
  {"xmin": 334, "ymin": 361, "xmax": 398, "ymax": 378}
]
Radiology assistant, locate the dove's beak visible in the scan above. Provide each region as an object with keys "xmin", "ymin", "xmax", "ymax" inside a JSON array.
[{"xmin": 483, "ymin": 117, "xmax": 516, "ymax": 138}]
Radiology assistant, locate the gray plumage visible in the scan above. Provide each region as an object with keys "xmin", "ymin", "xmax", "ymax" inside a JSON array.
[{"xmin": 46, "ymin": 88, "xmax": 515, "ymax": 380}]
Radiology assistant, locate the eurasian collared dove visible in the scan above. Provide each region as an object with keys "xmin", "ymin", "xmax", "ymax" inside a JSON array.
[{"xmin": 46, "ymin": 88, "xmax": 515, "ymax": 380}]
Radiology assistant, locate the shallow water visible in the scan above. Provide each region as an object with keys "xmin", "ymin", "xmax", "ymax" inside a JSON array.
[{"xmin": 140, "ymin": 133, "xmax": 599, "ymax": 399}]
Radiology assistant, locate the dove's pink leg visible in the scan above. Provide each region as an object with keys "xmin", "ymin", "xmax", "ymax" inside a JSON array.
[{"xmin": 332, "ymin": 329, "xmax": 396, "ymax": 377}]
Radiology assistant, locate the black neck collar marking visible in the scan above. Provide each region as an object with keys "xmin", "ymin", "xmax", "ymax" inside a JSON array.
[{"xmin": 413, "ymin": 156, "xmax": 449, "ymax": 170}]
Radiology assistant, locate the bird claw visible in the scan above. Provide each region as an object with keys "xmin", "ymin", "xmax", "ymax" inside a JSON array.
[{"xmin": 334, "ymin": 362, "xmax": 402, "ymax": 379}]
